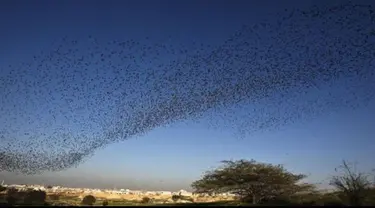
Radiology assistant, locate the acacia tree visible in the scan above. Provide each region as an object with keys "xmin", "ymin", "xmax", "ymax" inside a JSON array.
[
  {"xmin": 191, "ymin": 159, "xmax": 314, "ymax": 204},
  {"xmin": 330, "ymin": 160, "xmax": 374, "ymax": 206}
]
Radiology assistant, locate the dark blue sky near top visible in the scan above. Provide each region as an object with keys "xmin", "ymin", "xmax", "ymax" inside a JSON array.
[{"xmin": 0, "ymin": 0, "xmax": 374, "ymax": 191}]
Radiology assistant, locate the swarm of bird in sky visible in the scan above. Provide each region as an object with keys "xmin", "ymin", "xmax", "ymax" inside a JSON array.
[{"xmin": 0, "ymin": 1, "xmax": 374, "ymax": 174}]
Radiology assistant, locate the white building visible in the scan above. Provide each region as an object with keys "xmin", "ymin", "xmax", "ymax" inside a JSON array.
[{"xmin": 178, "ymin": 189, "xmax": 193, "ymax": 196}]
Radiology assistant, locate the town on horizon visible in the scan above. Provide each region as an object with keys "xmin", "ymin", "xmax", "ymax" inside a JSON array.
[{"xmin": 1, "ymin": 181, "xmax": 232, "ymax": 197}]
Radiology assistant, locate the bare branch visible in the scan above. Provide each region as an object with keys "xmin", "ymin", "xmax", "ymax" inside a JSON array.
[{"xmin": 330, "ymin": 160, "xmax": 373, "ymax": 206}]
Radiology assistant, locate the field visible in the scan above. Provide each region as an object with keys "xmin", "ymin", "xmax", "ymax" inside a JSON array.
[
  {"xmin": 0, "ymin": 191, "xmax": 237, "ymax": 206},
  {"xmin": 2, "ymin": 178, "xmax": 374, "ymax": 207},
  {"xmin": 1, "ymin": 188, "xmax": 371, "ymax": 206},
  {"xmin": 0, "ymin": 189, "xmax": 355, "ymax": 206}
]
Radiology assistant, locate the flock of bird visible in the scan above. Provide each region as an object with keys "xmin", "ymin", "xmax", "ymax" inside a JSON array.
[{"xmin": 0, "ymin": 1, "xmax": 374, "ymax": 174}]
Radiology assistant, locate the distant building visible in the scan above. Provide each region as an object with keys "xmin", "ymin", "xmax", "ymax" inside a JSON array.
[
  {"xmin": 158, "ymin": 191, "xmax": 172, "ymax": 195},
  {"xmin": 178, "ymin": 189, "xmax": 193, "ymax": 196}
]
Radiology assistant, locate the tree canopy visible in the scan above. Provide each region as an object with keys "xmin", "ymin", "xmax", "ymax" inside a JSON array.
[{"xmin": 191, "ymin": 159, "xmax": 314, "ymax": 204}]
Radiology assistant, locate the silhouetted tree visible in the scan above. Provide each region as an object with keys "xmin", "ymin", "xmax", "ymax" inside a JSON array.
[
  {"xmin": 81, "ymin": 195, "xmax": 96, "ymax": 206},
  {"xmin": 192, "ymin": 159, "xmax": 314, "ymax": 204},
  {"xmin": 330, "ymin": 160, "xmax": 373, "ymax": 206}
]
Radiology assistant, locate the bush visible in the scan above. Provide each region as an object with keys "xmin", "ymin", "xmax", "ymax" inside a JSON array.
[
  {"xmin": 81, "ymin": 195, "xmax": 96, "ymax": 206},
  {"xmin": 172, "ymin": 195, "xmax": 181, "ymax": 202},
  {"xmin": 141, "ymin": 196, "xmax": 151, "ymax": 204},
  {"xmin": 102, "ymin": 200, "xmax": 109, "ymax": 206},
  {"xmin": 23, "ymin": 190, "xmax": 47, "ymax": 205}
]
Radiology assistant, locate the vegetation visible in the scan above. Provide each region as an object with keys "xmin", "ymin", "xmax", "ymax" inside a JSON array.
[
  {"xmin": 23, "ymin": 190, "xmax": 47, "ymax": 205},
  {"xmin": 102, "ymin": 199, "xmax": 109, "ymax": 206},
  {"xmin": 5, "ymin": 188, "xmax": 19, "ymax": 205},
  {"xmin": 2, "ymin": 188, "xmax": 48, "ymax": 205},
  {"xmin": 141, "ymin": 196, "xmax": 151, "ymax": 204},
  {"xmin": 172, "ymin": 194, "xmax": 180, "ymax": 202},
  {"xmin": 191, "ymin": 159, "xmax": 314, "ymax": 204},
  {"xmin": 0, "ymin": 185, "xmax": 6, "ymax": 192},
  {"xmin": 81, "ymin": 195, "xmax": 96, "ymax": 206},
  {"xmin": 48, "ymin": 194, "xmax": 60, "ymax": 201},
  {"xmin": 1, "ymin": 159, "xmax": 374, "ymax": 206},
  {"xmin": 189, "ymin": 159, "xmax": 375, "ymax": 206},
  {"xmin": 329, "ymin": 160, "xmax": 375, "ymax": 206}
]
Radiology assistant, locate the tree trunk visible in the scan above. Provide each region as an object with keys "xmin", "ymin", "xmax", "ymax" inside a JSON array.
[{"xmin": 252, "ymin": 194, "xmax": 256, "ymax": 205}]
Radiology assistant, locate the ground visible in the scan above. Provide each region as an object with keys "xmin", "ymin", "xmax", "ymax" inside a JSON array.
[{"xmin": 0, "ymin": 191, "xmax": 237, "ymax": 206}]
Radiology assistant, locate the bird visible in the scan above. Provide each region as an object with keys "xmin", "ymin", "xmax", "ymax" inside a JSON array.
[{"xmin": 0, "ymin": 1, "xmax": 374, "ymax": 174}]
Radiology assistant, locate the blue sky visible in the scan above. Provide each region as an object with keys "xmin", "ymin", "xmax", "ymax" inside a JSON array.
[{"xmin": 0, "ymin": 0, "xmax": 374, "ymax": 191}]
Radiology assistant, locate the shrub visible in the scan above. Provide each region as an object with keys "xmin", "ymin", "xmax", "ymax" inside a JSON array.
[
  {"xmin": 102, "ymin": 200, "xmax": 109, "ymax": 206},
  {"xmin": 172, "ymin": 195, "xmax": 180, "ymax": 202},
  {"xmin": 23, "ymin": 190, "xmax": 47, "ymax": 205},
  {"xmin": 141, "ymin": 196, "xmax": 151, "ymax": 204},
  {"xmin": 81, "ymin": 195, "xmax": 96, "ymax": 206}
]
